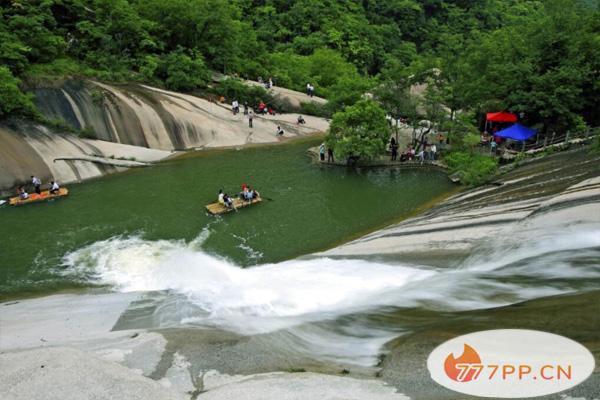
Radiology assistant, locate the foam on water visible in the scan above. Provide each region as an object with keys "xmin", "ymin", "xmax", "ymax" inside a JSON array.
[
  {"xmin": 63, "ymin": 228, "xmax": 600, "ymax": 325},
  {"xmin": 61, "ymin": 227, "xmax": 600, "ymax": 365},
  {"xmin": 63, "ymin": 234, "xmax": 436, "ymax": 331}
]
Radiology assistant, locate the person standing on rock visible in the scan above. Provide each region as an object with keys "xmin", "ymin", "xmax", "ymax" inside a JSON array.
[
  {"xmin": 232, "ymin": 100, "xmax": 239, "ymax": 115},
  {"xmin": 319, "ymin": 143, "xmax": 326, "ymax": 161},
  {"xmin": 390, "ymin": 139, "xmax": 399, "ymax": 161},
  {"xmin": 417, "ymin": 149, "xmax": 425, "ymax": 164},
  {"xmin": 248, "ymin": 110, "xmax": 254, "ymax": 128},
  {"xmin": 431, "ymin": 144, "xmax": 437, "ymax": 160},
  {"xmin": 327, "ymin": 147, "xmax": 334, "ymax": 163},
  {"xmin": 243, "ymin": 102, "xmax": 248, "ymax": 115},
  {"xmin": 31, "ymin": 175, "xmax": 41, "ymax": 195}
]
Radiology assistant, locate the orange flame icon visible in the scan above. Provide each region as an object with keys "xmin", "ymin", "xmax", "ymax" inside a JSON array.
[{"xmin": 444, "ymin": 344, "xmax": 482, "ymax": 382}]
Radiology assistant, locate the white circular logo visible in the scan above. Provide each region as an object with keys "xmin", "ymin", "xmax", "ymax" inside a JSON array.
[{"xmin": 427, "ymin": 329, "xmax": 595, "ymax": 398}]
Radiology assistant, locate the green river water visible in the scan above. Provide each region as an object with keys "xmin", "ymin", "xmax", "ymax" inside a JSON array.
[{"xmin": 0, "ymin": 138, "xmax": 454, "ymax": 298}]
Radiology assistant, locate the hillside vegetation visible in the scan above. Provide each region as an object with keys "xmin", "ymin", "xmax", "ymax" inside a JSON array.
[{"xmin": 1, "ymin": 0, "xmax": 599, "ymax": 134}]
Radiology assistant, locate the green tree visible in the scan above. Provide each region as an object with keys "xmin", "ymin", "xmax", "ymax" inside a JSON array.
[
  {"xmin": 157, "ymin": 49, "xmax": 211, "ymax": 91},
  {"xmin": 0, "ymin": 66, "xmax": 35, "ymax": 117},
  {"xmin": 136, "ymin": 0, "xmax": 244, "ymax": 72},
  {"xmin": 326, "ymin": 99, "xmax": 390, "ymax": 161},
  {"xmin": 374, "ymin": 60, "xmax": 422, "ymax": 142},
  {"xmin": 326, "ymin": 76, "xmax": 372, "ymax": 113}
]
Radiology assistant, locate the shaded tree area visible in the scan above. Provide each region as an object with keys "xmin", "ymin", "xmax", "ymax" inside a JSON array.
[{"xmin": 0, "ymin": 0, "xmax": 598, "ymax": 137}]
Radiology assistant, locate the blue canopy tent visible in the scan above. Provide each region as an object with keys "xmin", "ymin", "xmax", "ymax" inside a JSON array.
[{"xmin": 494, "ymin": 123, "xmax": 536, "ymax": 141}]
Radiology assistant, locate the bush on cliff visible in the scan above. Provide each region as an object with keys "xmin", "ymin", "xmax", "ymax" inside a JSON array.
[
  {"xmin": 0, "ymin": 66, "xmax": 35, "ymax": 117},
  {"xmin": 144, "ymin": 49, "xmax": 211, "ymax": 92},
  {"xmin": 212, "ymin": 78, "xmax": 273, "ymax": 109}
]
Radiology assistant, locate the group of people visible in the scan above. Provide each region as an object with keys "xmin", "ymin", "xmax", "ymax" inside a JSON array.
[
  {"xmin": 228, "ymin": 99, "xmax": 304, "ymax": 135},
  {"xmin": 389, "ymin": 138, "xmax": 437, "ymax": 164},
  {"xmin": 16, "ymin": 175, "xmax": 60, "ymax": 200},
  {"xmin": 217, "ymin": 184, "xmax": 261, "ymax": 210},
  {"xmin": 257, "ymin": 101, "xmax": 276, "ymax": 116},
  {"xmin": 318, "ymin": 143, "xmax": 335, "ymax": 163},
  {"xmin": 227, "ymin": 99, "xmax": 275, "ymax": 128},
  {"xmin": 231, "ymin": 99, "xmax": 252, "ymax": 116},
  {"xmin": 257, "ymin": 76, "xmax": 274, "ymax": 89}
]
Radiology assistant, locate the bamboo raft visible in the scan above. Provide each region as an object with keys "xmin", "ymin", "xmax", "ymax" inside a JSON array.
[
  {"xmin": 205, "ymin": 197, "xmax": 262, "ymax": 215},
  {"xmin": 8, "ymin": 188, "xmax": 69, "ymax": 206}
]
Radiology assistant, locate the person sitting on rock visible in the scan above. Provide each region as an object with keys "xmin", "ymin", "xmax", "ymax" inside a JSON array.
[
  {"xmin": 276, "ymin": 126, "xmax": 284, "ymax": 136},
  {"xmin": 297, "ymin": 115, "xmax": 306, "ymax": 124},
  {"xmin": 258, "ymin": 101, "xmax": 267, "ymax": 115}
]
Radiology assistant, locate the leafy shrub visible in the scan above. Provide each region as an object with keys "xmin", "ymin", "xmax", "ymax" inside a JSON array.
[
  {"xmin": 269, "ymin": 96, "xmax": 296, "ymax": 114},
  {"xmin": 160, "ymin": 49, "xmax": 211, "ymax": 91},
  {"xmin": 79, "ymin": 127, "xmax": 98, "ymax": 139},
  {"xmin": 140, "ymin": 48, "xmax": 211, "ymax": 91},
  {"xmin": 0, "ymin": 66, "xmax": 35, "ymax": 117},
  {"xmin": 89, "ymin": 87, "xmax": 105, "ymax": 105},
  {"xmin": 212, "ymin": 78, "xmax": 273, "ymax": 108},
  {"xmin": 266, "ymin": 49, "xmax": 366, "ymax": 99},
  {"xmin": 544, "ymin": 146, "xmax": 556, "ymax": 156},
  {"xmin": 300, "ymin": 102, "xmax": 331, "ymax": 118},
  {"xmin": 24, "ymin": 58, "xmax": 99, "ymax": 81},
  {"xmin": 444, "ymin": 151, "xmax": 498, "ymax": 186}
]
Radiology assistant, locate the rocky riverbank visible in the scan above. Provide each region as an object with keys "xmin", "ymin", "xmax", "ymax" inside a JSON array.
[
  {"xmin": 0, "ymin": 80, "xmax": 329, "ymax": 195},
  {"xmin": 320, "ymin": 148, "xmax": 600, "ymax": 261},
  {"xmin": 1, "ymin": 148, "xmax": 599, "ymax": 400}
]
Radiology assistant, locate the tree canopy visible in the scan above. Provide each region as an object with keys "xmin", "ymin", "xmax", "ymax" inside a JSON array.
[
  {"xmin": 0, "ymin": 0, "xmax": 598, "ymax": 135},
  {"xmin": 327, "ymin": 99, "xmax": 390, "ymax": 161}
]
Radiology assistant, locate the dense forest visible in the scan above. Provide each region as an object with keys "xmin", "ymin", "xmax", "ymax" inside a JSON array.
[{"xmin": 1, "ymin": 0, "xmax": 599, "ymax": 136}]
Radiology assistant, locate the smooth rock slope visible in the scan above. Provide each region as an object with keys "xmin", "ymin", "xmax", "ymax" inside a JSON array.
[{"xmin": 0, "ymin": 80, "xmax": 329, "ymax": 194}]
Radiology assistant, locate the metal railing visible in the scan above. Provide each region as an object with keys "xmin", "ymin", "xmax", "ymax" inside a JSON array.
[{"xmin": 523, "ymin": 127, "xmax": 599, "ymax": 152}]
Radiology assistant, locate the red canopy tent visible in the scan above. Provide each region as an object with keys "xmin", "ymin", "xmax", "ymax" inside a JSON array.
[{"xmin": 486, "ymin": 112, "xmax": 517, "ymax": 123}]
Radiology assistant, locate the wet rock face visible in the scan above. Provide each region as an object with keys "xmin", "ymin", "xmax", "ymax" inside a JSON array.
[
  {"xmin": 0, "ymin": 124, "xmax": 51, "ymax": 191},
  {"xmin": 321, "ymin": 149, "xmax": 600, "ymax": 259},
  {"xmin": 0, "ymin": 120, "xmax": 172, "ymax": 195},
  {"xmin": 32, "ymin": 80, "xmax": 327, "ymax": 152},
  {"xmin": 0, "ymin": 80, "xmax": 329, "ymax": 193}
]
